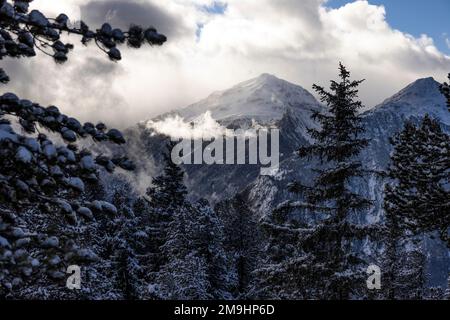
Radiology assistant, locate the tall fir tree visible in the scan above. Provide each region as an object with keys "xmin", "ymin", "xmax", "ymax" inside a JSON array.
[
  {"xmin": 215, "ymin": 193, "xmax": 262, "ymax": 298},
  {"xmin": 156, "ymin": 203, "xmax": 214, "ymax": 299},
  {"xmin": 256, "ymin": 63, "xmax": 373, "ymax": 299},
  {"xmin": 384, "ymin": 116, "xmax": 450, "ymax": 246},
  {"xmin": 190, "ymin": 199, "xmax": 232, "ymax": 299},
  {"xmin": 383, "ymin": 122, "xmax": 418, "ymax": 299},
  {"xmin": 146, "ymin": 142, "xmax": 231, "ymax": 299},
  {"xmin": 110, "ymin": 180, "xmax": 144, "ymax": 300},
  {"xmin": 383, "ymin": 221, "xmax": 426, "ymax": 300},
  {"xmin": 402, "ymin": 244, "xmax": 426, "ymax": 299},
  {"xmin": 145, "ymin": 141, "xmax": 188, "ymax": 277},
  {"xmin": 79, "ymin": 177, "xmax": 139, "ymax": 299},
  {"xmin": 383, "ymin": 201, "xmax": 403, "ymax": 299},
  {"xmin": 154, "ymin": 195, "xmax": 232, "ymax": 299},
  {"xmin": 383, "ymin": 114, "xmax": 449, "ymax": 300}
]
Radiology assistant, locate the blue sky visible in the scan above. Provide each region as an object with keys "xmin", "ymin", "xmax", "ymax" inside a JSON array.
[
  {"xmin": 327, "ymin": 0, "xmax": 450, "ymax": 53},
  {"xmin": 202, "ymin": 1, "xmax": 228, "ymax": 14}
]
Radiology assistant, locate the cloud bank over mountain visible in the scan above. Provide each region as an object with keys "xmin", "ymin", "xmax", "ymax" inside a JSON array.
[
  {"xmin": 3, "ymin": 0, "xmax": 450, "ymax": 127},
  {"xmin": 146, "ymin": 112, "xmax": 235, "ymax": 140}
]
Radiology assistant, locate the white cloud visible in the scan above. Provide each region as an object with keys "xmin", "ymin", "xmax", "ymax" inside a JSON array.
[
  {"xmin": 4, "ymin": 0, "xmax": 450, "ymax": 128},
  {"xmin": 146, "ymin": 111, "xmax": 234, "ymax": 139}
]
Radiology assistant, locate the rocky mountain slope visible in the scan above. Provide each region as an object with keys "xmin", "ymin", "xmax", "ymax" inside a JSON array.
[{"xmin": 126, "ymin": 74, "xmax": 324, "ymax": 201}]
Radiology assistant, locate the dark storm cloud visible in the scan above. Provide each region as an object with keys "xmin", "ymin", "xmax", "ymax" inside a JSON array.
[
  {"xmin": 80, "ymin": 0, "xmax": 186, "ymax": 39},
  {"xmin": 76, "ymin": 55, "xmax": 122, "ymax": 80}
]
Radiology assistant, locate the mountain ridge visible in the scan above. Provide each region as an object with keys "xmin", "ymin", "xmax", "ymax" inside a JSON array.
[
  {"xmin": 128, "ymin": 73, "xmax": 449, "ymax": 205},
  {"xmin": 149, "ymin": 73, "xmax": 322, "ymax": 127},
  {"xmin": 144, "ymin": 74, "xmax": 449, "ymax": 132},
  {"xmin": 366, "ymin": 76, "xmax": 449, "ymax": 125}
]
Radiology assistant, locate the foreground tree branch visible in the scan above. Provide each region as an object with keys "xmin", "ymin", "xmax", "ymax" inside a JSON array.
[{"xmin": 0, "ymin": 0, "xmax": 166, "ymax": 295}]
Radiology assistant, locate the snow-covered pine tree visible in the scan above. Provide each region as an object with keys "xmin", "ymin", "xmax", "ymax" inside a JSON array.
[
  {"xmin": 428, "ymin": 286, "xmax": 445, "ymax": 300},
  {"xmin": 68, "ymin": 175, "xmax": 121, "ymax": 299},
  {"xmin": 445, "ymin": 275, "xmax": 450, "ymax": 300},
  {"xmin": 65, "ymin": 175, "xmax": 154, "ymax": 300},
  {"xmin": 383, "ymin": 207, "xmax": 427, "ymax": 300},
  {"xmin": 108, "ymin": 178, "xmax": 142, "ymax": 300},
  {"xmin": 402, "ymin": 244, "xmax": 426, "ymax": 300},
  {"xmin": 383, "ymin": 122, "xmax": 419, "ymax": 300},
  {"xmin": 384, "ymin": 235, "xmax": 426, "ymax": 300},
  {"xmin": 257, "ymin": 63, "xmax": 373, "ymax": 300},
  {"xmin": 144, "ymin": 141, "xmax": 189, "ymax": 298},
  {"xmin": 156, "ymin": 199, "xmax": 231, "ymax": 300},
  {"xmin": 156, "ymin": 202, "xmax": 214, "ymax": 299},
  {"xmin": 383, "ymin": 199, "xmax": 403, "ymax": 299},
  {"xmin": 127, "ymin": 196, "xmax": 155, "ymax": 299},
  {"xmin": 0, "ymin": 0, "xmax": 166, "ymax": 297},
  {"xmin": 81, "ymin": 182, "xmax": 155, "ymax": 300},
  {"xmin": 146, "ymin": 141, "xmax": 187, "ymax": 211},
  {"xmin": 384, "ymin": 116, "xmax": 450, "ymax": 247},
  {"xmin": 440, "ymin": 74, "xmax": 450, "ymax": 112},
  {"xmin": 255, "ymin": 208, "xmax": 314, "ymax": 299},
  {"xmin": 145, "ymin": 141, "xmax": 187, "ymax": 282},
  {"xmin": 146, "ymin": 142, "xmax": 232, "ymax": 299},
  {"xmin": 215, "ymin": 193, "xmax": 262, "ymax": 298},
  {"xmin": 190, "ymin": 199, "xmax": 231, "ymax": 299},
  {"xmin": 156, "ymin": 251, "xmax": 211, "ymax": 300},
  {"xmin": 384, "ymin": 115, "xmax": 450, "ymax": 299}
]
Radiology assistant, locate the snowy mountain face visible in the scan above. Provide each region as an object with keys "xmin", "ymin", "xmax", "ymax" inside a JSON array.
[
  {"xmin": 362, "ymin": 77, "xmax": 449, "ymax": 171},
  {"xmin": 371, "ymin": 77, "xmax": 449, "ymax": 124},
  {"xmin": 124, "ymin": 75, "xmax": 450, "ymax": 287},
  {"xmin": 127, "ymin": 74, "xmax": 323, "ymax": 201},
  {"xmin": 172, "ymin": 73, "xmax": 321, "ymax": 125}
]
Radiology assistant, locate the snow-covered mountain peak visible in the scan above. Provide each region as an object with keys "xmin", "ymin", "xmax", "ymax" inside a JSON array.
[
  {"xmin": 173, "ymin": 74, "xmax": 321, "ymax": 124},
  {"xmin": 367, "ymin": 77, "xmax": 449, "ymax": 125},
  {"xmin": 238, "ymin": 73, "xmax": 292, "ymax": 90},
  {"xmin": 381, "ymin": 77, "xmax": 444, "ymax": 106}
]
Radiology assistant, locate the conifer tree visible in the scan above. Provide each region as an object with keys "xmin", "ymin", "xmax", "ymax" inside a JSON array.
[
  {"xmin": 445, "ymin": 275, "xmax": 450, "ymax": 300},
  {"xmin": 191, "ymin": 199, "xmax": 231, "ymax": 299},
  {"xmin": 144, "ymin": 141, "xmax": 189, "ymax": 298},
  {"xmin": 403, "ymin": 245, "xmax": 426, "ymax": 299},
  {"xmin": 384, "ymin": 116, "xmax": 450, "ymax": 247},
  {"xmin": 145, "ymin": 141, "xmax": 187, "ymax": 277},
  {"xmin": 383, "ymin": 202, "xmax": 403, "ymax": 299},
  {"xmin": 383, "ymin": 227, "xmax": 426, "ymax": 300},
  {"xmin": 156, "ymin": 203, "xmax": 214, "ymax": 299},
  {"xmin": 440, "ymin": 74, "xmax": 450, "ymax": 112},
  {"xmin": 146, "ymin": 142, "xmax": 232, "ymax": 299},
  {"xmin": 383, "ymin": 122, "xmax": 417, "ymax": 299},
  {"xmin": 156, "ymin": 251, "xmax": 211, "ymax": 299},
  {"xmin": 109, "ymin": 180, "xmax": 143, "ymax": 300},
  {"xmin": 383, "ymin": 114, "xmax": 450, "ymax": 300},
  {"xmin": 257, "ymin": 63, "xmax": 373, "ymax": 299},
  {"xmin": 215, "ymin": 194, "xmax": 262, "ymax": 298},
  {"xmin": 156, "ymin": 199, "xmax": 231, "ymax": 299}
]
